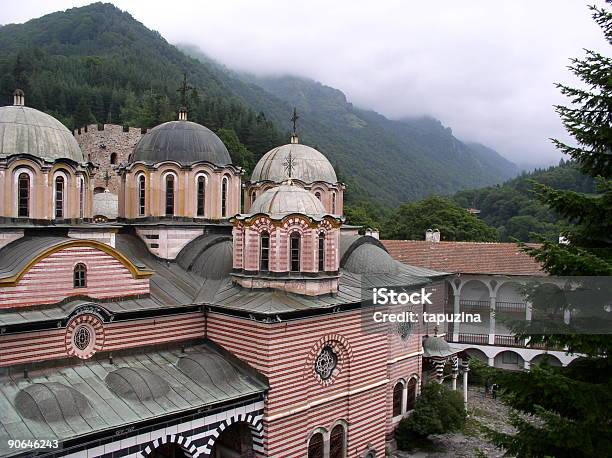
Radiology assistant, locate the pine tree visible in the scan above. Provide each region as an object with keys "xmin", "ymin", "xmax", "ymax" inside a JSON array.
[{"xmin": 487, "ymin": 4, "xmax": 612, "ymax": 457}]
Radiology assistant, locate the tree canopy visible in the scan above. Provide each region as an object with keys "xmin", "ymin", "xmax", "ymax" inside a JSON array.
[
  {"xmin": 487, "ymin": 4, "xmax": 612, "ymax": 457},
  {"xmin": 382, "ymin": 196, "xmax": 499, "ymax": 241}
]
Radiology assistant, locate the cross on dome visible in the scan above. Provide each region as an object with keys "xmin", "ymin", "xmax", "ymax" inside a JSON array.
[
  {"xmin": 283, "ymin": 151, "xmax": 295, "ymax": 179},
  {"xmin": 290, "ymin": 107, "xmax": 299, "ymax": 144},
  {"xmin": 177, "ymin": 73, "xmax": 193, "ymax": 121}
]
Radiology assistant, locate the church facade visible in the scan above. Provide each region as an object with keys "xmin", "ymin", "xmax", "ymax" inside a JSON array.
[{"xmin": 0, "ymin": 89, "xmax": 461, "ymax": 458}]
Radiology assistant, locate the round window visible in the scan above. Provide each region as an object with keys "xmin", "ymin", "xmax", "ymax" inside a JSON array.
[
  {"xmin": 315, "ymin": 346, "xmax": 338, "ymax": 380},
  {"xmin": 74, "ymin": 325, "xmax": 92, "ymax": 350}
]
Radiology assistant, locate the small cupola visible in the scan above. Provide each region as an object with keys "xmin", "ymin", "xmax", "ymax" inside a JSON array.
[
  {"xmin": 231, "ymin": 180, "xmax": 343, "ymax": 296},
  {"xmin": 178, "ymin": 106, "xmax": 188, "ymax": 121},
  {"xmin": 13, "ymin": 89, "xmax": 24, "ymax": 106}
]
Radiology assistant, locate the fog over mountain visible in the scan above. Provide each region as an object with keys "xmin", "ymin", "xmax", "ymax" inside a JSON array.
[{"xmin": 1, "ymin": 0, "xmax": 609, "ymax": 167}]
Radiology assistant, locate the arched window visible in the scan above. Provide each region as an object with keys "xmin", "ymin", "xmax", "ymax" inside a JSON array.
[
  {"xmin": 79, "ymin": 177, "xmax": 84, "ymax": 219},
  {"xmin": 221, "ymin": 176, "xmax": 229, "ymax": 217},
  {"xmin": 331, "ymin": 192, "xmax": 337, "ymax": 214},
  {"xmin": 138, "ymin": 175, "xmax": 146, "ymax": 216},
  {"xmin": 110, "ymin": 152, "xmax": 117, "ymax": 164},
  {"xmin": 73, "ymin": 263, "xmax": 87, "ymax": 288},
  {"xmin": 290, "ymin": 232, "xmax": 301, "ymax": 272},
  {"xmin": 17, "ymin": 173, "xmax": 30, "ymax": 218},
  {"xmin": 197, "ymin": 175, "xmax": 206, "ymax": 217},
  {"xmin": 251, "ymin": 191, "xmax": 256, "ymax": 205},
  {"xmin": 406, "ymin": 378, "xmax": 417, "ymax": 411},
  {"xmin": 392, "ymin": 381, "xmax": 403, "ymax": 417},
  {"xmin": 307, "ymin": 432, "xmax": 324, "ymax": 458},
  {"xmin": 315, "ymin": 191, "xmax": 322, "ymax": 201},
  {"xmin": 55, "ymin": 175, "xmax": 65, "ymax": 219},
  {"xmin": 260, "ymin": 231, "xmax": 270, "ymax": 271},
  {"xmin": 165, "ymin": 174, "xmax": 174, "ymax": 216},
  {"xmin": 330, "ymin": 424, "xmax": 345, "ymax": 458},
  {"xmin": 318, "ymin": 232, "xmax": 325, "ymax": 271}
]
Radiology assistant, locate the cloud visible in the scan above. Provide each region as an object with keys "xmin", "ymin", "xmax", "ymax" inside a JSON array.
[{"xmin": 2, "ymin": 0, "xmax": 608, "ymax": 166}]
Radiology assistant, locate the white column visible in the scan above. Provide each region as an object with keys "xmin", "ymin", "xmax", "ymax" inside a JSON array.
[
  {"xmin": 453, "ymin": 294, "xmax": 460, "ymax": 341},
  {"xmin": 461, "ymin": 360, "xmax": 469, "ymax": 410},
  {"xmin": 451, "ymin": 356, "xmax": 459, "ymax": 390},
  {"xmin": 564, "ymin": 309, "xmax": 571, "ymax": 325},
  {"xmin": 524, "ymin": 359, "xmax": 531, "ymax": 371},
  {"xmin": 526, "ymin": 300, "xmax": 532, "ymax": 321},
  {"xmin": 488, "ymin": 295, "xmax": 496, "ymax": 345},
  {"xmin": 488, "ymin": 356, "xmax": 495, "ymax": 367}
]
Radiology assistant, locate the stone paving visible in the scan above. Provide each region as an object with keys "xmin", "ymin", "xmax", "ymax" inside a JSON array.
[{"xmin": 391, "ymin": 386, "xmax": 515, "ymax": 458}]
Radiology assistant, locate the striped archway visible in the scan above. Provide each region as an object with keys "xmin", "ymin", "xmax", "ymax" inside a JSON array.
[
  {"xmin": 141, "ymin": 434, "xmax": 199, "ymax": 458},
  {"xmin": 202, "ymin": 412, "xmax": 264, "ymax": 457}
]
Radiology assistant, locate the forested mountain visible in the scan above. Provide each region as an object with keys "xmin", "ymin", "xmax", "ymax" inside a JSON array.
[
  {"xmin": 0, "ymin": 2, "xmax": 518, "ymax": 207},
  {"xmin": 227, "ymin": 72, "xmax": 519, "ymax": 204},
  {"xmin": 452, "ymin": 160, "xmax": 596, "ymax": 241}
]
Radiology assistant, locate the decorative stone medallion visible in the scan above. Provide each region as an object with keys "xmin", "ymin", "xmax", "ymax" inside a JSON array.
[
  {"xmin": 315, "ymin": 345, "xmax": 338, "ymax": 380},
  {"xmin": 65, "ymin": 314, "xmax": 105, "ymax": 359}
]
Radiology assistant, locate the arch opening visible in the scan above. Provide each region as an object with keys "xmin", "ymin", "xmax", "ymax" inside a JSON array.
[
  {"xmin": 210, "ymin": 421, "xmax": 254, "ymax": 458},
  {"xmin": 149, "ymin": 443, "xmax": 189, "ymax": 458}
]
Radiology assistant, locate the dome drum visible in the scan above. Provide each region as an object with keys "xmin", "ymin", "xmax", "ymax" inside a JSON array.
[
  {"xmin": 0, "ymin": 95, "xmax": 94, "ymax": 221},
  {"xmin": 119, "ymin": 120, "xmax": 243, "ymax": 221},
  {"xmin": 231, "ymin": 184, "xmax": 343, "ymax": 296}
]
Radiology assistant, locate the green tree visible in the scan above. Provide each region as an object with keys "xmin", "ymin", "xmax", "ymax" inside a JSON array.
[
  {"xmin": 216, "ymin": 128, "xmax": 255, "ymax": 173},
  {"xmin": 487, "ymin": 4, "xmax": 612, "ymax": 457},
  {"xmin": 383, "ymin": 196, "xmax": 499, "ymax": 241},
  {"xmin": 73, "ymin": 94, "xmax": 95, "ymax": 129},
  {"xmin": 395, "ymin": 383, "xmax": 466, "ymax": 450}
]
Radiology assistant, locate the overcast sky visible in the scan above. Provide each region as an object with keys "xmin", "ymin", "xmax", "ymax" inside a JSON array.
[{"xmin": 1, "ymin": 1, "xmax": 609, "ymax": 167}]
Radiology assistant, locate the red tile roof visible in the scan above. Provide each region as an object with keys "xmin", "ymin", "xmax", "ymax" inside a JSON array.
[{"xmin": 381, "ymin": 240, "xmax": 545, "ymax": 276}]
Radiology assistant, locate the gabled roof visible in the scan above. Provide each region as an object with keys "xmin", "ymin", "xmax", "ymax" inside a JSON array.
[
  {"xmin": 0, "ymin": 236, "xmax": 153, "ymax": 286},
  {"xmin": 381, "ymin": 240, "xmax": 545, "ymax": 276}
]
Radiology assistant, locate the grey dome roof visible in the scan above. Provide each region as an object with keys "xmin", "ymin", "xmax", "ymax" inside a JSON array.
[
  {"xmin": 131, "ymin": 120, "xmax": 231, "ymax": 166},
  {"xmin": 250, "ymin": 184, "xmax": 326, "ymax": 218},
  {"xmin": 344, "ymin": 243, "xmax": 400, "ymax": 274},
  {"xmin": 178, "ymin": 353, "xmax": 240, "ymax": 386},
  {"xmin": 251, "ymin": 143, "xmax": 337, "ymax": 184},
  {"xmin": 105, "ymin": 367, "xmax": 170, "ymax": 402},
  {"xmin": 15, "ymin": 382, "xmax": 91, "ymax": 423},
  {"xmin": 0, "ymin": 105, "xmax": 84, "ymax": 162},
  {"xmin": 186, "ymin": 240, "xmax": 233, "ymax": 279},
  {"xmin": 422, "ymin": 336, "xmax": 454, "ymax": 358}
]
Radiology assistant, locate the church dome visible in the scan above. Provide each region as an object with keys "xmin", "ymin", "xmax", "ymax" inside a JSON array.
[
  {"xmin": 251, "ymin": 143, "xmax": 337, "ymax": 184},
  {"xmin": 130, "ymin": 120, "xmax": 231, "ymax": 166},
  {"xmin": 250, "ymin": 183, "xmax": 327, "ymax": 217},
  {"xmin": 0, "ymin": 104, "xmax": 84, "ymax": 163},
  {"xmin": 344, "ymin": 243, "xmax": 400, "ymax": 275}
]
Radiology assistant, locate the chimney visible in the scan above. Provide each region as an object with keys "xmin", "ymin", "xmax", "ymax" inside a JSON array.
[
  {"xmin": 426, "ymin": 229, "xmax": 441, "ymax": 242},
  {"xmin": 365, "ymin": 228, "xmax": 379, "ymax": 239},
  {"xmin": 13, "ymin": 89, "xmax": 24, "ymax": 106}
]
